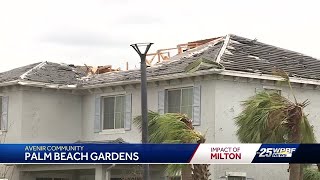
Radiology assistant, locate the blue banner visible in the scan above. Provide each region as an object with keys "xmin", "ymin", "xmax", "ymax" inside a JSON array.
[
  {"xmin": 0, "ymin": 144, "xmax": 319, "ymax": 164},
  {"xmin": 0, "ymin": 144, "xmax": 199, "ymax": 163}
]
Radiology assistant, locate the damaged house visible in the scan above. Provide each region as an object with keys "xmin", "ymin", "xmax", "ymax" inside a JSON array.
[{"xmin": 1, "ymin": 34, "xmax": 320, "ymax": 180}]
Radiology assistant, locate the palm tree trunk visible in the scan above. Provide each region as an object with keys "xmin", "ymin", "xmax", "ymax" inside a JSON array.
[
  {"xmin": 181, "ymin": 165, "xmax": 192, "ymax": 180},
  {"xmin": 288, "ymin": 106, "xmax": 302, "ymax": 180},
  {"xmin": 192, "ymin": 164, "xmax": 211, "ymax": 180}
]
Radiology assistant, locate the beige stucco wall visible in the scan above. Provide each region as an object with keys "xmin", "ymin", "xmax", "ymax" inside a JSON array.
[{"xmin": 20, "ymin": 89, "xmax": 82, "ymax": 143}]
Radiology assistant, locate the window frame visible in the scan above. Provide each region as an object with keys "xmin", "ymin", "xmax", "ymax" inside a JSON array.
[
  {"xmin": 165, "ymin": 86, "xmax": 194, "ymax": 118},
  {"xmin": 101, "ymin": 94, "xmax": 126, "ymax": 131}
]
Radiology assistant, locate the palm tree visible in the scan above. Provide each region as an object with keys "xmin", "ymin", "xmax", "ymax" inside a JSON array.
[
  {"xmin": 134, "ymin": 111, "xmax": 210, "ymax": 180},
  {"xmin": 234, "ymin": 69, "xmax": 316, "ymax": 180}
]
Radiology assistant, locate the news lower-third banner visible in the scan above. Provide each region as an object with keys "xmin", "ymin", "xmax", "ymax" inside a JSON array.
[{"xmin": 0, "ymin": 143, "xmax": 318, "ymax": 164}]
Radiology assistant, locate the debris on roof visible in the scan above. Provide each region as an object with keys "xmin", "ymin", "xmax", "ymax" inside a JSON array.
[
  {"xmin": 185, "ymin": 57, "xmax": 224, "ymax": 73},
  {"xmin": 83, "ymin": 64, "xmax": 120, "ymax": 75}
]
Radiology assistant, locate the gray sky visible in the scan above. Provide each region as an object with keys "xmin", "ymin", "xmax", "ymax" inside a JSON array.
[{"xmin": 0, "ymin": 0, "xmax": 319, "ymax": 72}]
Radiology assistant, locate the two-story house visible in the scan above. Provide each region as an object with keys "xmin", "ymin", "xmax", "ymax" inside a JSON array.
[{"xmin": 1, "ymin": 34, "xmax": 320, "ymax": 180}]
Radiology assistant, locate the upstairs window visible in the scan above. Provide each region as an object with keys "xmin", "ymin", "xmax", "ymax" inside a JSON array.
[
  {"xmin": 94, "ymin": 93, "xmax": 132, "ymax": 133},
  {"xmin": 102, "ymin": 95, "xmax": 125, "ymax": 130},
  {"xmin": 165, "ymin": 87, "xmax": 194, "ymax": 118},
  {"xmin": 0, "ymin": 96, "xmax": 8, "ymax": 131}
]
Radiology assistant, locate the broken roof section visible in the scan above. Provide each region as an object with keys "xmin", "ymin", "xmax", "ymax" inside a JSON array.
[
  {"xmin": 0, "ymin": 61, "xmax": 87, "ymax": 86},
  {"xmin": 2, "ymin": 34, "xmax": 320, "ymax": 88},
  {"xmin": 220, "ymin": 34, "xmax": 320, "ymax": 80}
]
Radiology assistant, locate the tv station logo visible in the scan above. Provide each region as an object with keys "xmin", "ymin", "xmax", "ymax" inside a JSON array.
[{"xmin": 256, "ymin": 147, "xmax": 296, "ymax": 157}]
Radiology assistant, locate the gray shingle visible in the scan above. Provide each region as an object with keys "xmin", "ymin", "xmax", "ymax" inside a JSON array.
[
  {"xmin": 221, "ymin": 35, "xmax": 320, "ymax": 80},
  {"xmin": 24, "ymin": 62, "xmax": 86, "ymax": 85},
  {"xmin": 0, "ymin": 62, "xmax": 41, "ymax": 83}
]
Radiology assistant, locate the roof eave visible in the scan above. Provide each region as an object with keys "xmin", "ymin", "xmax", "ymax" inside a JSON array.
[{"xmin": 81, "ymin": 69, "xmax": 320, "ymax": 89}]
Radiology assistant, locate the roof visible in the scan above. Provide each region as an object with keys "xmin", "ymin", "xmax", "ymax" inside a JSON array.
[
  {"xmin": 2, "ymin": 34, "xmax": 320, "ymax": 88},
  {"xmin": 220, "ymin": 35, "xmax": 320, "ymax": 80},
  {"xmin": 0, "ymin": 61, "xmax": 87, "ymax": 86},
  {"xmin": 75, "ymin": 138, "xmax": 127, "ymax": 144}
]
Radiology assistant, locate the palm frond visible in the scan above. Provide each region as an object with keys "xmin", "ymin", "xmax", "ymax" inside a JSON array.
[
  {"xmin": 304, "ymin": 168, "xmax": 320, "ymax": 180},
  {"xmin": 166, "ymin": 164, "xmax": 187, "ymax": 176},
  {"xmin": 301, "ymin": 115, "xmax": 316, "ymax": 143},
  {"xmin": 235, "ymin": 91, "xmax": 289, "ymax": 143},
  {"xmin": 133, "ymin": 111, "xmax": 160, "ymax": 133}
]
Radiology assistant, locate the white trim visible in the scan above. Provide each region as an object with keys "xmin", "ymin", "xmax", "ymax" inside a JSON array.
[
  {"xmin": 20, "ymin": 61, "xmax": 47, "ymax": 80},
  {"xmin": 262, "ymin": 85, "xmax": 282, "ymax": 91},
  {"xmin": 99, "ymin": 91, "xmax": 126, "ymax": 97},
  {"xmin": 216, "ymin": 34, "xmax": 230, "ymax": 63},
  {"xmin": 163, "ymin": 83, "xmax": 194, "ymax": 90},
  {"xmin": 99, "ymin": 128, "xmax": 125, "ymax": 135}
]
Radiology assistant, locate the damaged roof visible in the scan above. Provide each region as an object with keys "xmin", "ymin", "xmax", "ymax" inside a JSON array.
[
  {"xmin": 0, "ymin": 61, "xmax": 87, "ymax": 85},
  {"xmin": 2, "ymin": 34, "xmax": 320, "ymax": 88},
  {"xmin": 220, "ymin": 35, "xmax": 320, "ymax": 79}
]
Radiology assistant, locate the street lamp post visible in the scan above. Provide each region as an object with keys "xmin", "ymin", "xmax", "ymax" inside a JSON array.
[{"xmin": 130, "ymin": 43, "xmax": 153, "ymax": 180}]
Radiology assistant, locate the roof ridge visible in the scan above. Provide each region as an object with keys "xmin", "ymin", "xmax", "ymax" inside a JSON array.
[
  {"xmin": 20, "ymin": 61, "xmax": 47, "ymax": 80},
  {"xmin": 216, "ymin": 34, "xmax": 231, "ymax": 63}
]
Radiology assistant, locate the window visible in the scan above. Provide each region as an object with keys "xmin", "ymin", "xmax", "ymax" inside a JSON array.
[
  {"xmin": 102, "ymin": 95, "xmax": 125, "ymax": 130},
  {"xmin": 165, "ymin": 87, "xmax": 193, "ymax": 118},
  {"xmin": 264, "ymin": 88, "xmax": 281, "ymax": 95}
]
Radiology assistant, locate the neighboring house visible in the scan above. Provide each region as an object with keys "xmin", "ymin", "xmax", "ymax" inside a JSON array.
[{"xmin": 1, "ymin": 34, "xmax": 320, "ymax": 180}]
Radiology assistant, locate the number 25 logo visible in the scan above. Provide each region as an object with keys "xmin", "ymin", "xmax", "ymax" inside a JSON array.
[{"xmin": 258, "ymin": 148, "xmax": 272, "ymax": 157}]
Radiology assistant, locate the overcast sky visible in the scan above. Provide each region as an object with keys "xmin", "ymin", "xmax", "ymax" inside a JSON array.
[{"xmin": 0, "ymin": 0, "xmax": 319, "ymax": 72}]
